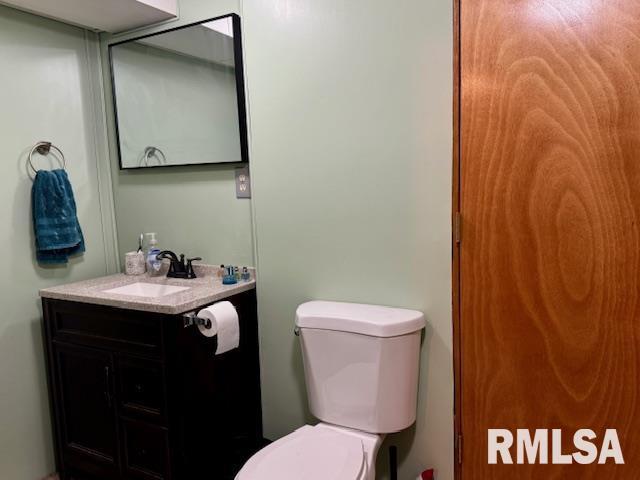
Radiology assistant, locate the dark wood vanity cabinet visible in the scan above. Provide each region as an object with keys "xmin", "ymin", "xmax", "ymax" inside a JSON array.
[{"xmin": 42, "ymin": 289, "xmax": 263, "ymax": 480}]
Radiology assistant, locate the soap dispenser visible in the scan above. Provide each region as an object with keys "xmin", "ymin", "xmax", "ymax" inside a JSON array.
[{"xmin": 145, "ymin": 232, "xmax": 162, "ymax": 275}]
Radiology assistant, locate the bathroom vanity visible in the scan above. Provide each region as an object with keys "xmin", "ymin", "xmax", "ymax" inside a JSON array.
[{"xmin": 40, "ymin": 268, "xmax": 262, "ymax": 480}]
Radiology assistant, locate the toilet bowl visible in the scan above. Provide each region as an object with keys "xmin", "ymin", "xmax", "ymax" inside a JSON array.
[
  {"xmin": 236, "ymin": 301, "xmax": 425, "ymax": 480},
  {"xmin": 236, "ymin": 424, "xmax": 384, "ymax": 480}
]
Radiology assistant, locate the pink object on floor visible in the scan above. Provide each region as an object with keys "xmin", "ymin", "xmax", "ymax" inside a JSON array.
[{"xmin": 421, "ymin": 469, "xmax": 434, "ymax": 480}]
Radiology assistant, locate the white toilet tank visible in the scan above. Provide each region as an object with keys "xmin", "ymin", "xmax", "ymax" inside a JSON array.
[{"xmin": 295, "ymin": 301, "xmax": 425, "ymax": 434}]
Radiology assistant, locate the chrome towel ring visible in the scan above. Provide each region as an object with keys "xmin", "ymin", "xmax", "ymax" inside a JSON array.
[
  {"xmin": 28, "ymin": 141, "xmax": 66, "ymax": 178},
  {"xmin": 141, "ymin": 146, "xmax": 167, "ymax": 167}
]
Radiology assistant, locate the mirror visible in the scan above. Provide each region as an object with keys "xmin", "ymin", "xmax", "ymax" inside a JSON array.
[{"xmin": 109, "ymin": 14, "xmax": 248, "ymax": 169}]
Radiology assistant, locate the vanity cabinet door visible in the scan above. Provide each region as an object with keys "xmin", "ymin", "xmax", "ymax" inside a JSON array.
[{"xmin": 53, "ymin": 343, "xmax": 120, "ymax": 476}]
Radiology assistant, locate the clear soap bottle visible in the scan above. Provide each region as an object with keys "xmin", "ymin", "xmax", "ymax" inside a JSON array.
[{"xmin": 145, "ymin": 232, "xmax": 162, "ymax": 276}]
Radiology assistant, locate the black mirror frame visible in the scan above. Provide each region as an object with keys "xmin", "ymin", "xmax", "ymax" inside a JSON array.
[{"xmin": 108, "ymin": 13, "xmax": 249, "ymax": 170}]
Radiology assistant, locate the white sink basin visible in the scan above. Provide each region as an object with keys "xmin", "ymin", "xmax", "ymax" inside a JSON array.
[{"xmin": 103, "ymin": 282, "xmax": 190, "ymax": 298}]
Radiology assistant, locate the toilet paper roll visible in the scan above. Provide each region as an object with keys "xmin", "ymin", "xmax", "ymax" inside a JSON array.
[{"xmin": 197, "ymin": 301, "xmax": 240, "ymax": 354}]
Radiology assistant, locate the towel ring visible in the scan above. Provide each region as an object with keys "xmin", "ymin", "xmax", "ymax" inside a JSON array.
[
  {"xmin": 28, "ymin": 141, "xmax": 66, "ymax": 177},
  {"xmin": 141, "ymin": 146, "xmax": 167, "ymax": 167}
]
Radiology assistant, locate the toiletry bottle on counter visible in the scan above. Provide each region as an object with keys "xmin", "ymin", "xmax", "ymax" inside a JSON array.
[
  {"xmin": 241, "ymin": 267, "xmax": 250, "ymax": 281},
  {"xmin": 223, "ymin": 265, "xmax": 238, "ymax": 285},
  {"xmin": 145, "ymin": 232, "xmax": 162, "ymax": 275}
]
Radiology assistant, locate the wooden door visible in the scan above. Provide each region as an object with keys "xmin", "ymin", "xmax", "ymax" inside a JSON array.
[{"xmin": 459, "ymin": 0, "xmax": 640, "ymax": 478}]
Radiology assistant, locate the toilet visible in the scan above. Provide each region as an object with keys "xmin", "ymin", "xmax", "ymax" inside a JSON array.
[{"xmin": 236, "ymin": 300, "xmax": 426, "ymax": 480}]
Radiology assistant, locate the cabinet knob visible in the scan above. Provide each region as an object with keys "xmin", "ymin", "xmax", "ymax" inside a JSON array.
[{"xmin": 134, "ymin": 383, "xmax": 144, "ymax": 394}]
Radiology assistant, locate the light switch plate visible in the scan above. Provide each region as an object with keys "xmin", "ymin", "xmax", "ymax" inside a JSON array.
[{"xmin": 235, "ymin": 166, "xmax": 251, "ymax": 198}]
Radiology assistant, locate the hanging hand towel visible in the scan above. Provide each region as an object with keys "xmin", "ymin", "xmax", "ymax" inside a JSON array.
[{"xmin": 32, "ymin": 169, "xmax": 85, "ymax": 265}]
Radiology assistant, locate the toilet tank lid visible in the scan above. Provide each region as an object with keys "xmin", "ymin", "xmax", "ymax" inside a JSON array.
[{"xmin": 295, "ymin": 301, "xmax": 425, "ymax": 337}]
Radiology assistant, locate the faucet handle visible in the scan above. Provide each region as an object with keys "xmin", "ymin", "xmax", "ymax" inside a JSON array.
[
  {"xmin": 157, "ymin": 250, "xmax": 181, "ymax": 275},
  {"xmin": 186, "ymin": 257, "xmax": 202, "ymax": 279}
]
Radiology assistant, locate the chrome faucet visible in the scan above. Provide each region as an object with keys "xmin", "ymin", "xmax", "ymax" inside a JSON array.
[{"xmin": 156, "ymin": 251, "xmax": 201, "ymax": 279}]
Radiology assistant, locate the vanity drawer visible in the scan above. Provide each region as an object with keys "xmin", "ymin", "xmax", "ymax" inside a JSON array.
[
  {"xmin": 119, "ymin": 356, "xmax": 166, "ymax": 422},
  {"xmin": 47, "ymin": 300, "xmax": 164, "ymax": 358},
  {"xmin": 122, "ymin": 418, "xmax": 171, "ymax": 480}
]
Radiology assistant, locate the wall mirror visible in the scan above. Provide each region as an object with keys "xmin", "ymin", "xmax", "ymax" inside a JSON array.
[{"xmin": 109, "ymin": 14, "xmax": 248, "ymax": 169}]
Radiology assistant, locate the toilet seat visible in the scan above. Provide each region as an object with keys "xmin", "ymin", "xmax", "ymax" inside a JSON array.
[{"xmin": 236, "ymin": 425, "xmax": 365, "ymax": 480}]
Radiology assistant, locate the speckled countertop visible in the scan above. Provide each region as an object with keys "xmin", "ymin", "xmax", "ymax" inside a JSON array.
[{"xmin": 39, "ymin": 264, "xmax": 256, "ymax": 315}]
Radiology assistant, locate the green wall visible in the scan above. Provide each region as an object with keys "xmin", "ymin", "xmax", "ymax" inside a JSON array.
[
  {"xmin": 0, "ymin": 5, "xmax": 117, "ymax": 479},
  {"xmin": 243, "ymin": 0, "xmax": 454, "ymax": 478},
  {"xmin": 101, "ymin": 0, "xmax": 255, "ymax": 268}
]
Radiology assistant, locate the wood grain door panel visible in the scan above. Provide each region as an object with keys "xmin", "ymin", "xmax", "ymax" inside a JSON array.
[{"xmin": 460, "ymin": 0, "xmax": 640, "ymax": 478}]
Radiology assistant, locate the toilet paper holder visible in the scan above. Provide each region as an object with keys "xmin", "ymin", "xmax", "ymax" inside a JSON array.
[{"xmin": 182, "ymin": 312, "xmax": 213, "ymax": 330}]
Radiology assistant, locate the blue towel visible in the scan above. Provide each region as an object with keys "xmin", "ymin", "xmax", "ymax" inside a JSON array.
[{"xmin": 32, "ymin": 169, "xmax": 85, "ymax": 265}]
